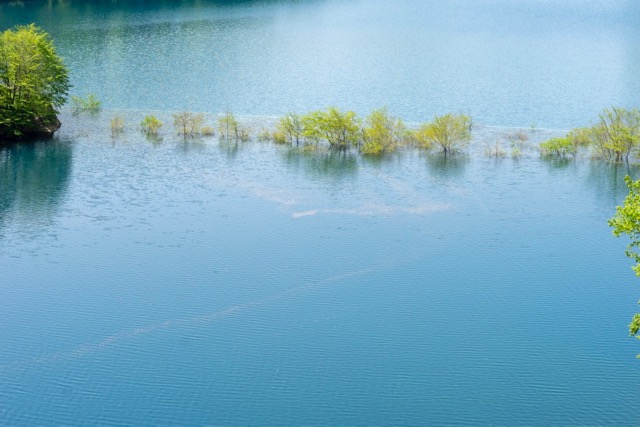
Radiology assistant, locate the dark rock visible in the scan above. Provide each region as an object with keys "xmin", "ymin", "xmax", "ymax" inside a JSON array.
[
  {"xmin": 28, "ymin": 116, "xmax": 61, "ymax": 139},
  {"xmin": 0, "ymin": 116, "xmax": 61, "ymax": 143}
]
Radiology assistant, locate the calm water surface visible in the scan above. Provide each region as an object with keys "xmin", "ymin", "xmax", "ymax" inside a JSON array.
[
  {"xmin": 2, "ymin": 0, "xmax": 640, "ymax": 425},
  {"xmin": 1, "ymin": 0, "xmax": 639, "ymax": 127}
]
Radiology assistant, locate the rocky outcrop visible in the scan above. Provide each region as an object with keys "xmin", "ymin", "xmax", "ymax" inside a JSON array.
[{"xmin": 0, "ymin": 116, "xmax": 61, "ymax": 142}]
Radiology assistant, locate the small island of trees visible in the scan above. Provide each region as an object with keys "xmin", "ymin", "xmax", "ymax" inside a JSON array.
[{"xmin": 0, "ymin": 24, "xmax": 69, "ymax": 141}]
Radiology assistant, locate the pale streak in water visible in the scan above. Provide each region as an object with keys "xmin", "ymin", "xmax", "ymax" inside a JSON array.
[{"xmin": 0, "ymin": 262, "xmax": 394, "ymax": 374}]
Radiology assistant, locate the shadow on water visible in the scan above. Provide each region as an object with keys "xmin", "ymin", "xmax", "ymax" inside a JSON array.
[
  {"xmin": 360, "ymin": 150, "xmax": 407, "ymax": 169},
  {"xmin": 282, "ymin": 147, "xmax": 358, "ymax": 182},
  {"xmin": 0, "ymin": 0, "xmax": 301, "ymax": 18},
  {"xmin": 424, "ymin": 152, "xmax": 469, "ymax": 180},
  {"xmin": 217, "ymin": 139, "xmax": 244, "ymax": 160},
  {"xmin": 540, "ymin": 156, "xmax": 580, "ymax": 176},
  {"xmin": 0, "ymin": 139, "xmax": 73, "ymax": 230},
  {"xmin": 174, "ymin": 136, "xmax": 207, "ymax": 154},
  {"xmin": 586, "ymin": 161, "xmax": 640, "ymax": 206}
]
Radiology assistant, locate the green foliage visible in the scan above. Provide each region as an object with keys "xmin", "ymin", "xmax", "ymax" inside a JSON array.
[
  {"xmin": 610, "ymin": 176, "xmax": 640, "ymax": 272},
  {"xmin": 587, "ymin": 108, "xmax": 640, "ymax": 162},
  {"xmin": 110, "ymin": 114, "xmax": 124, "ymax": 135},
  {"xmin": 540, "ymin": 136, "xmax": 577, "ymax": 158},
  {"xmin": 276, "ymin": 113, "xmax": 304, "ymax": 145},
  {"xmin": 202, "ymin": 125, "xmax": 215, "ymax": 136},
  {"xmin": 567, "ymin": 127, "xmax": 591, "ymax": 148},
  {"xmin": 0, "ymin": 24, "xmax": 70, "ymax": 137},
  {"xmin": 361, "ymin": 107, "xmax": 406, "ymax": 155},
  {"xmin": 609, "ymin": 176, "xmax": 640, "ymax": 353},
  {"xmin": 140, "ymin": 115, "xmax": 162, "ymax": 135},
  {"xmin": 301, "ymin": 107, "xmax": 361, "ymax": 150},
  {"xmin": 416, "ymin": 113, "xmax": 472, "ymax": 155},
  {"xmin": 173, "ymin": 111, "xmax": 204, "ymax": 136},
  {"xmin": 256, "ymin": 127, "xmax": 272, "ymax": 142},
  {"xmin": 71, "ymin": 94, "xmax": 101, "ymax": 115},
  {"xmin": 218, "ymin": 112, "xmax": 250, "ymax": 142}
]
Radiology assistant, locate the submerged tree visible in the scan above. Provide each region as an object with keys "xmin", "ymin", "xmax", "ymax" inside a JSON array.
[
  {"xmin": 140, "ymin": 115, "xmax": 163, "ymax": 135},
  {"xmin": 361, "ymin": 107, "xmax": 407, "ymax": 155},
  {"xmin": 540, "ymin": 136, "xmax": 577, "ymax": 158},
  {"xmin": 301, "ymin": 107, "xmax": 361, "ymax": 151},
  {"xmin": 71, "ymin": 94, "xmax": 101, "ymax": 116},
  {"xmin": 274, "ymin": 113, "xmax": 304, "ymax": 145},
  {"xmin": 416, "ymin": 113, "xmax": 472, "ymax": 155},
  {"xmin": 609, "ymin": 175, "xmax": 640, "ymax": 356},
  {"xmin": 218, "ymin": 112, "xmax": 249, "ymax": 143},
  {"xmin": 0, "ymin": 24, "xmax": 70, "ymax": 139},
  {"xmin": 173, "ymin": 111, "xmax": 204, "ymax": 136},
  {"xmin": 589, "ymin": 108, "xmax": 640, "ymax": 163}
]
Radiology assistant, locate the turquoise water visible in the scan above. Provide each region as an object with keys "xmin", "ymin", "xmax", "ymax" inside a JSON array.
[
  {"xmin": 1, "ymin": 0, "xmax": 639, "ymax": 128},
  {"xmin": 2, "ymin": 1, "xmax": 640, "ymax": 425}
]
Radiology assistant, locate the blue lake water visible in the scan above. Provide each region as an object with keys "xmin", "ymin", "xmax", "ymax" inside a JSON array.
[
  {"xmin": 2, "ymin": 0, "xmax": 640, "ymax": 425},
  {"xmin": 1, "ymin": 0, "xmax": 640, "ymax": 128}
]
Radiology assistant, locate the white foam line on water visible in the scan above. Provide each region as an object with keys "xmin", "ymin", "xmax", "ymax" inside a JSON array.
[
  {"xmin": 0, "ymin": 262, "xmax": 392, "ymax": 374},
  {"xmin": 292, "ymin": 203, "xmax": 451, "ymax": 218}
]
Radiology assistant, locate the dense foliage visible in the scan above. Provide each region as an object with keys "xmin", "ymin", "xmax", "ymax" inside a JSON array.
[
  {"xmin": 0, "ymin": 24, "xmax": 69, "ymax": 138},
  {"xmin": 541, "ymin": 107, "xmax": 640, "ymax": 162},
  {"xmin": 415, "ymin": 113, "xmax": 472, "ymax": 155},
  {"xmin": 361, "ymin": 107, "xmax": 408, "ymax": 155},
  {"xmin": 270, "ymin": 108, "xmax": 469, "ymax": 155},
  {"xmin": 609, "ymin": 176, "xmax": 640, "ymax": 353}
]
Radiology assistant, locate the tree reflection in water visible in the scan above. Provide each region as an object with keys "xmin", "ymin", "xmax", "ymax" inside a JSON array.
[{"xmin": 0, "ymin": 140, "xmax": 73, "ymax": 229}]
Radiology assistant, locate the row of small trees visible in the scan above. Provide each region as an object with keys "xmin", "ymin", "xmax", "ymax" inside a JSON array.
[
  {"xmin": 541, "ymin": 107, "xmax": 640, "ymax": 162},
  {"xmin": 108, "ymin": 107, "xmax": 473, "ymax": 155},
  {"xmin": 128, "ymin": 111, "xmax": 251, "ymax": 141},
  {"xmin": 107, "ymin": 105, "xmax": 640, "ymax": 163},
  {"xmin": 270, "ymin": 107, "xmax": 472, "ymax": 155}
]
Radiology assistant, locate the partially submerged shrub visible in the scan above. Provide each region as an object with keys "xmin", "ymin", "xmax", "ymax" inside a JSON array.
[
  {"xmin": 505, "ymin": 131, "xmax": 528, "ymax": 158},
  {"xmin": 506, "ymin": 131, "xmax": 529, "ymax": 144},
  {"xmin": 218, "ymin": 112, "xmax": 250, "ymax": 142},
  {"xmin": 415, "ymin": 113, "xmax": 472, "ymax": 155},
  {"xmin": 566, "ymin": 127, "xmax": 591, "ymax": 148},
  {"xmin": 540, "ymin": 136, "xmax": 577, "ymax": 158},
  {"xmin": 484, "ymin": 140, "xmax": 506, "ymax": 158},
  {"xmin": 587, "ymin": 107, "xmax": 640, "ymax": 162},
  {"xmin": 276, "ymin": 113, "xmax": 304, "ymax": 145},
  {"xmin": 71, "ymin": 94, "xmax": 101, "ymax": 115},
  {"xmin": 360, "ymin": 107, "xmax": 407, "ymax": 155},
  {"xmin": 110, "ymin": 114, "xmax": 124, "ymax": 135},
  {"xmin": 173, "ymin": 111, "xmax": 204, "ymax": 136},
  {"xmin": 257, "ymin": 128, "xmax": 273, "ymax": 142},
  {"xmin": 141, "ymin": 115, "xmax": 163, "ymax": 135},
  {"xmin": 301, "ymin": 107, "xmax": 361, "ymax": 150},
  {"xmin": 202, "ymin": 126, "xmax": 215, "ymax": 136}
]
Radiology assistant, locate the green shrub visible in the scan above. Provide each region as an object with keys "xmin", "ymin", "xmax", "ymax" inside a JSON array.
[
  {"xmin": 110, "ymin": 114, "xmax": 124, "ymax": 135},
  {"xmin": 540, "ymin": 136, "xmax": 576, "ymax": 158},
  {"xmin": 301, "ymin": 107, "xmax": 361, "ymax": 150},
  {"xmin": 217, "ymin": 112, "xmax": 250, "ymax": 142},
  {"xmin": 276, "ymin": 113, "xmax": 304, "ymax": 145},
  {"xmin": 272, "ymin": 130, "xmax": 287, "ymax": 144},
  {"xmin": 173, "ymin": 111, "xmax": 204, "ymax": 136},
  {"xmin": 257, "ymin": 128, "xmax": 273, "ymax": 142},
  {"xmin": 361, "ymin": 107, "xmax": 406, "ymax": 155},
  {"xmin": 71, "ymin": 94, "xmax": 101, "ymax": 115},
  {"xmin": 141, "ymin": 115, "xmax": 162, "ymax": 135},
  {"xmin": 587, "ymin": 108, "xmax": 640, "ymax": 162},
  {"xmin": 416, "ymin": 113, "xmax": 472, "ymax": 155}
]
